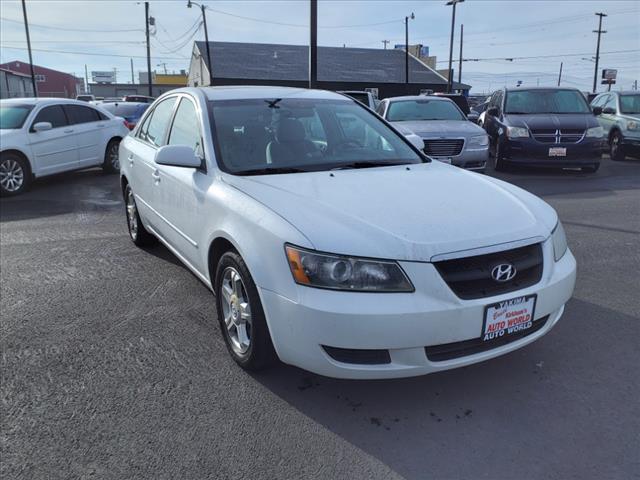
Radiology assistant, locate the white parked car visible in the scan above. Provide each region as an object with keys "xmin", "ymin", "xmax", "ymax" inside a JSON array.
[
  {"xmin": 120, "ymin": 86, "xmax": 576, "ymax": 379},
  {"xmin": 0, "ymin": 98, "xmax": 129, "ymax": 196}
]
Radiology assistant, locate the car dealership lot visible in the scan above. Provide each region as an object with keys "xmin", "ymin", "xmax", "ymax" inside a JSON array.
[{"xmin": 1, "ymin": 160, "xmax": 638, "ymax": 479}]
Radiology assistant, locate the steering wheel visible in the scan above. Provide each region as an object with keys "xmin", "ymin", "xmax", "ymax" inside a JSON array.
[{"xmin": 329, "ymin": 139, "xmax": 362, "ymax": 153}]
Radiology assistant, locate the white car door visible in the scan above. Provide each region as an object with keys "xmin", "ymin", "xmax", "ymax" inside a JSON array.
[
  {"xmin": 127, "ymin": 96, "xmax": 178, "ymax": 234},
  {"xmin": 63, "ymin": 104, "xmax": 108, "ymax": 168},
  {"xmin": 27, "ymin": 104, "xmax": 79, "ymax": 176},
  {"xmin": 154, "ymin": 95, "xmax": 209, "ymax": 271}
]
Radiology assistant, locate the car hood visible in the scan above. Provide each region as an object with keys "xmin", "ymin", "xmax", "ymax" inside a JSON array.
[
  {"xmin": 619, "ymin": 113, "xmax": 640, "ymax": 122},
  {"xmin": 503, "ymin": 113, "xmax": 599, "ymax": 130},
  {"xmin": 390, "ymin": 120, "xmax": 485, "ymax": 138},
  {"xmin": 223, "ymin": 162, "xmax": 557, "ymax": 261}
]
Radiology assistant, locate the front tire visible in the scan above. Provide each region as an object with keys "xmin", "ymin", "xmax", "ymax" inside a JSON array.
[
  {"xmin": 103, "ymin": 138, "xmax": 121, "ymax": 173},
  {"xmin": 494, "ymin": 139, "xmax": 508, "ymax": 172},
  {"xmin": 0, "ymin": 153, "xmax": 31, "ymax": 197},
  {"xmin": 215, "ymin": 251, "xmax": 277, "ymax": 371},
  {"xmin": 124, "ymin": 184, "xmax": 157, "ymax": 246},
  {"xmin": 610, "ymin": 131, "xmax": 625, "ymax": 161}
]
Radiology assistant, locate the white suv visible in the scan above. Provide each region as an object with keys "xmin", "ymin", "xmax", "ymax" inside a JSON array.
[
  {"xmin": 120, "ymin": 86, "xmax": 576, "ymax": 379},
  {"xmin": 0, "ymin": 98, "xmax": 129, "ymax": 196}
]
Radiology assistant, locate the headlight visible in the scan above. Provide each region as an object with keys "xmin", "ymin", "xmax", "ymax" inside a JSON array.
[
  {"xmin": 468, "ymin": 135, "xmax": 489, "ymax": 147},
  {"xmin": 506, "ymin": 126, "xmax": 529, "ymax": 139},
  {"xmin": 285, "ymin": 245, "xmax": 414, "ymax": 292},
  {"xmin": 626, "ymin": 120, "xmax": 639, "ymax": 131},
  {"xmin": 551, "ymin": 221, "xmax": 568, "ymax": 262},
  {"xmin": 585, "ymin": 126, "xmax": 604, "ymax": 138}
]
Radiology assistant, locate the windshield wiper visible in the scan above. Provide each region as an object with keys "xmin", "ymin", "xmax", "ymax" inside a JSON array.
[
  {"xmin": 235, "ymin": 167, "xmax": 309, "ymax": 176},
  {"xmin": 330, "ymin": 161, "xmax": 413, "ymax": 170}
]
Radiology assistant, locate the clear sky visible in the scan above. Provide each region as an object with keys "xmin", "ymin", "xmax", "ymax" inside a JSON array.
[{"xmin": 1, "ymin": 0, "xmax": 638, "ymax": 94}]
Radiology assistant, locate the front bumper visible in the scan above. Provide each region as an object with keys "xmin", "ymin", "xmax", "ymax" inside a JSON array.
[
  {"xmin": 452, "ymin": 147, "xmax": 489, "ymax": 170},
  {"xmin": 621, "ymin": 135, "xmax": 640, "ymax": 156},
  {"xmin": 259, "ymin": 240, "xmax": 576, "ymax": 379},
  {"xmin": 503, "ymin": 137, "xmax": 605, "ymax": 167}
]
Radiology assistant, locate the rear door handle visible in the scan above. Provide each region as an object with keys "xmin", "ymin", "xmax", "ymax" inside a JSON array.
[
  {"xmin": 64, "ymin": 129, "xmax": 74, "ymax": 133},
  {"xmin": 127, "ymin": 154, "xmax": 134, "ymax": 167},
  {"xmin": 96, "ymin": 124, "xmax": 106, "ymax": 128}
]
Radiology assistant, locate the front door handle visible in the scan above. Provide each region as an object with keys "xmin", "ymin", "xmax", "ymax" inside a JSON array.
[
  {"xmin": 128, "ymin": 154, "xmax": 134, "ymax": 167},
  {"xmin": 152, "ymin": 170, "xmax": 161, "ymax": 183},
  {"xmin": 64, "ymin": 129, "xmax": 74, "ymax": 133}
]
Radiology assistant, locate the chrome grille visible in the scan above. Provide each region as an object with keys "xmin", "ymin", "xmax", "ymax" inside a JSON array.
[
  {"xmin": 423, "ymin": 139, "xmax": 464, "ymax": 156},
  {"xmin": 531, "ymin": 129, "xmax": 585, "ymax": 144}
]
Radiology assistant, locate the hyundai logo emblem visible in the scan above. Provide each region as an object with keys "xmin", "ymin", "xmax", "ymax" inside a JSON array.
[{"xmin": 491, "ymin": 263, "xmax": 517, "ymax": 282}]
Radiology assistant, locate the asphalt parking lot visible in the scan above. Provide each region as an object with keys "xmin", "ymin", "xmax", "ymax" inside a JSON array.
[{"xmin": 1, "ymin": 158, "xmax": 639, "ymax": 480}]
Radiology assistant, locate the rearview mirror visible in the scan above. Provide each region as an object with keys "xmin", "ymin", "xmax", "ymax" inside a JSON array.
[
  {"xmin": 32, "ymin": 122, "xmax": 52, "ymax": 132},
  {"xmin": 154, "ymin": 145, "xmax": 202, "ymax": 168},
  {"xmin": 591, "ymin": 106, "xmax": 603, "ymax": 116}
]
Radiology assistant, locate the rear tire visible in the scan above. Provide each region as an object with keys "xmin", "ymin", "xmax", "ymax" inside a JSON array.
[
  {"xmin": 124, "ymin": 184, "xmax": 157, "ymax": 247},
  {"xmin": 215, "ymin": 251, "xmax": 277, "ymax": 371},
  {"xmin": 609, "ymin": 131, "xmax": 625, "ymax": 161},
  {"xmin": 0, "ymin": 153, "xmax": 31, "ymax": 197},
  {"xmin": 103, "ymin": 138, "xmax": 121, "ymax": 174}
]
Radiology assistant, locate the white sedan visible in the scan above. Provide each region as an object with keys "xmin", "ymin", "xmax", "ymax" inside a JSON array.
[
  {"xmin": 119, "ymin": 86, "xmax": 576, "ymax": 379},
  {"xmin": 0, "ymin": 98, "xmax": 129, "ymax": 196}
]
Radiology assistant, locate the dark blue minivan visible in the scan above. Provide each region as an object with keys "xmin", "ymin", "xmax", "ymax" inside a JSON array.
[{"xmin": 483, "ymin": 87, "xmax": 605, "ymax": 173}]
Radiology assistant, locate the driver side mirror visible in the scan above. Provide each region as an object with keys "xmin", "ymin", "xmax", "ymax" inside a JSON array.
[
  {"xmin": 591, "ymin": 106, "xmax": 603, "ymax": 116},
  {"xmin": 487, "ymin": 106, "xmax": 499, "ymax": 117},
  {"xmin": 32, "ymin": 122, "xmax": 52, "ymax": 132},
  {"xmin": 602, "ymin": 107, "xmax": 616, "ymax": 115},
  {"xmin": 154, "ymin": 145, "xmax": 202, "ymax": 168}
]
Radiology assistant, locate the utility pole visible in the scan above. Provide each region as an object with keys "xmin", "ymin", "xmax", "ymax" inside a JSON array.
[
  {"xmin": 309, "ymin": 0, "xmax": 317, "ymax": 88},
  {"xmin": 557, "ymin": 62, "xmax": 563, "ymax": 86},
  {"xmin": 446, "ymin": 0, "xmax": 464, "ymax": 93},
  {"xmin": 84, "ymin": 64, "xmax": 89, "ymax": 93},
  {"xmin": 382, "ymin": 39, "xmax": 390, "ymax": 50},
  {"xmin": 592, "ymin": 12, "xmax": 607, "ymax": 94},
  {"xmin": 130, "ymin": 58, "xmax": 134, "ymax": 84},
  {"xmin": 21, "ymin": 0, "xmax": 37, "ymax": 97},
  {"xmin": 457, "ymin": 23, "xmax": 463, "ymax": 88},
  {"xmin": 187, "ymin": 2, "xmax": 213, "ymax": 86},
  {"xmin": 145, "ymin": 1, "xmax": 153, "ymax": 97},
  {"xmin": 405, "ymin": 13, "xmax": 414, "ymax": 93}
]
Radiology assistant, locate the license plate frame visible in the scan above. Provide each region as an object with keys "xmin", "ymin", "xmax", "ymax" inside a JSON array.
[
  {"xmin": 548, "ymin": 147, "xmax": 567, "ymax": 157},
  {"xmin": 482, "ymin": 294, "xmax": 537, "ymax": 342}
]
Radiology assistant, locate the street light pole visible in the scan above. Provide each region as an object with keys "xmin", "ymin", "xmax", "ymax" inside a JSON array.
[
  {"xmin": 446, "ymin": 0, "xmax": 464, "ymax": 93},
  {"xmin": 592, "ymin": 12, "xmax": 607, "ymax": 94},
  {"xmin": 458, "ymin": 23, "xmax": 463, "ymax": 87},
  {"xmin": 405, "ymin": 13, "xmax": 414, "ymax": 93},
  {"xmin": 188, "ymin": 1, "xmax": 213, "ymax": 86},
  {"xmin": 21, "ymin": 0, "xmax": 37, "ymax": 97}
]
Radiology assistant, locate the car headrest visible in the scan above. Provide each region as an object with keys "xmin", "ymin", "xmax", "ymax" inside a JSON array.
[{"xmin": 276, "ymin": 118, "xmax": 306, "ymax": 143}]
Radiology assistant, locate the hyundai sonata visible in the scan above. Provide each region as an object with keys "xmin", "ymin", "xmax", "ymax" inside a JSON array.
[{"xmin": 119, "ymin": 86, "xmax": 576, "ymax": 379}]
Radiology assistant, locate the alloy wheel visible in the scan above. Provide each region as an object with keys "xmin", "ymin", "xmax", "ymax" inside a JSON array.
[
  {"xmin": 109, "ymin": 142, "xmax": 120, "ymax": 169},
  {"xmin": 220, "ymin": 267, "xmax": 252, "ymax": 355},
  {"xmin": 611, "ymin": 134, "xmax": 620, "ymax": 158},
  {"xmin": 0, "ymin": 159, "xmax": 25, "ymax": 193},
  {"xmin": 126, "ymin": 188, "xmax": 138, "ymax": 240}
]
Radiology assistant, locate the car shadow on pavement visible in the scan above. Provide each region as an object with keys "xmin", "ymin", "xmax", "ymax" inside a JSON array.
[
  {"xmin": 0, "ymin": 169, "xmax": 121, "ymax": 222},
  {"xmin": 252, "ymin": 297, "xmax": 639, "ymax": 480}
]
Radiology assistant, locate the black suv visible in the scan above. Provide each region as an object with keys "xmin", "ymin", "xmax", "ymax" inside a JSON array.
[{"xmin": 483, "ymin": 87, "xmax": 605, "ymax": 172}]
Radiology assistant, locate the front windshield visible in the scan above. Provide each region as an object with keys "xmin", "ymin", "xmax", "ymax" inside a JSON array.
[
  {"xmin": 387, "ymin": 99, "xmax": 465, "ymax": 121},
  {"xmin": 210, "ymin": 98, "xmax": 423, "ymax": 175},
  {"xmin": 505, "ymin": 89, "xmax": 591, "ymax": 114},
  {"xmin": 0, "ymin": 105, "xmax": 34, "ymax": 129},
  {"xmin": 620, "ymin": 94, "xmax": 640, "ymax": 114}
]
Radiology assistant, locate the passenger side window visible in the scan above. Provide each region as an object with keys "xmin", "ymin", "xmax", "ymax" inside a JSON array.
[
  {"xmin": 32, "ymin": 105, "xmax": 68, "ymax": 129},
  {"xmin": 64, "ymin": 105, "xmax": 100, "ymax": 124},
  {"xmin": 603, "ymin": 95, "xmax": 617, "ymax": 112},
  {"xmin": 168, "ymin": 98, "xmax": 202, "ymax": 156},
  {"xmin": 144, "ymin": 97, "xmax": 177, "ymax": 147},
  {"xmin": 591, "ymin": 94, "xmax": 606, "ymax": 108}
]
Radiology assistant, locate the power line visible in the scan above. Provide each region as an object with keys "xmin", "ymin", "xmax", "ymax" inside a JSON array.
[
  {"xmin": 436, "ymin": 49, "xmax": 640, "ymax": 64},
  {"xmin": 0, "ymin": 16, "xmax": 143, "ymax": 33},
  {"xmin": 1, "ymin": 45, "xmax": 188, "ymax": 60}
]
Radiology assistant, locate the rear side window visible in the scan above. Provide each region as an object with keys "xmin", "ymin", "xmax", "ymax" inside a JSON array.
[
  {"xmin": 65, "ymin": 105, "xmax": 100, "ymax": 124},
  {"xmin": 32, "ymin": 105, "xmax": 68, "ymax": 129},
  {"xmin": 142, "ymin": 97, "xmax": 177, "ymax": 147},
  {"xmin": 168, "ymin": 98, "xmax": 202, "ymax": 154}
]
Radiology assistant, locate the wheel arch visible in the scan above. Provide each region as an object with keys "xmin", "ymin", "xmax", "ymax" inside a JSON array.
[
  {"xmin": 0, "ymin": 148, "xmax": 33, "ymax": 177},
  {"xmin": 207, "ymin": 235, "xmax": 239, "ymax": 286}
]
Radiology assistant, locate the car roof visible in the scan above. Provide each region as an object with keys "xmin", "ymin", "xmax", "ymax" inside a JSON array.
[
  {"xmin": 165, "ymin": 86, "xmax": 349, "ymax": 102},
  {"xmin": 385, "ymin": 95, "xmax": 453, "ymax": 103},
  {"xmin": 503, "ymin": 87, "xmax": 581, "ymax": 92},
  {"xmin": 0, "ymin": 97, "xmax": 99, "ymax": 107}
]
